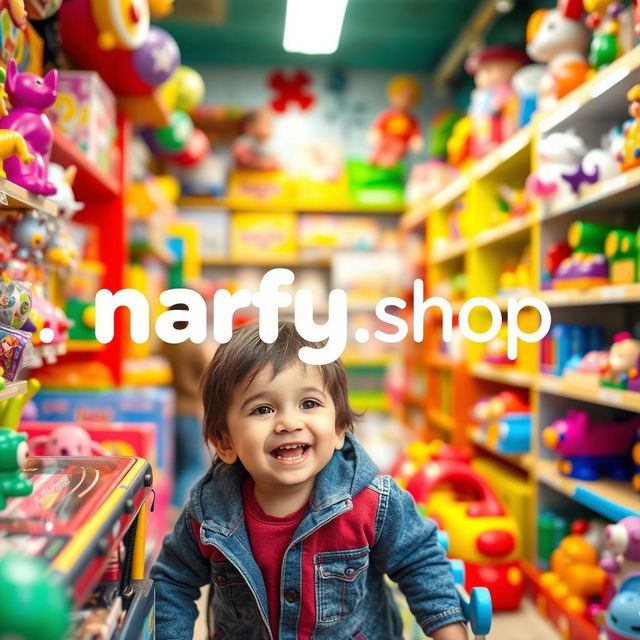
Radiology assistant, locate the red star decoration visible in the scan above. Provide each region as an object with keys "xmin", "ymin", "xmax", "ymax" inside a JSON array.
[{"xmin": 268, "ymin": 69, "xmax": 315, "ymax": 113}]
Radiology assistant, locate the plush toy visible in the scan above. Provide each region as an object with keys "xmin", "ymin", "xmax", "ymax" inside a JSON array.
[
  {"xmin": 368, "ymin": 75, "xmax": 423, "ymax": 168},
  {"xmin": 0, "ymin": 60, "xmax": 57, "ymax": 195},
  {"xmin": 0, "ymin": 426, "xmax": 31, "ymax": 509},
  {"xmin": 604, "ymin": 332, "xmax": 640, "ymax": 387},
  {"xmin": 464, "ymin": 45, "xmax": 529, "ymax": 158},
  {"xmin": 27, "ymin": 424, "xmax": 106, "ymax": 456},
  {"xmin": 526, "ymin": 0, "xmax": 590, "ymax": 113},
  {"xmin": 601, "ymin": 517, "xmax": 640, "ymax": 588}
]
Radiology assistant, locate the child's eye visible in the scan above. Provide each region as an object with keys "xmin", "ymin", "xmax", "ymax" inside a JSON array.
[
  {"xmin": 300, "ymin": 399, "xmax": 319, "ymax": 410},
  {"xmin": 251, "ymin": 405, "xmax": 273, "ymax": 416}
]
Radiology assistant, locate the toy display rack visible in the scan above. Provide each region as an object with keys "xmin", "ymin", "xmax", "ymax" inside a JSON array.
[{"xmin": 400, "ymin": 42, "xmax": 640, "ymax": 640}]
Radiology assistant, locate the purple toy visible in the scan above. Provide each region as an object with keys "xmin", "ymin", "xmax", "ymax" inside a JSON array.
[
  {"xmin": 0, "ymin": 60, "xmax": 57, "ymax": 195},
  {"xmin": 601, "ymin": 517, "xmax": 640, "ymax": 577},
  {"xmin": 542, "ymin": 410, "xmax": 639, "ymax": 480}
]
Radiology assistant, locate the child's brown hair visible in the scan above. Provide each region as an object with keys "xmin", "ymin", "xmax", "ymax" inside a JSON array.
[{"xmin": 200, "ymin": 321, "xmax": 359, "ymax": 448}]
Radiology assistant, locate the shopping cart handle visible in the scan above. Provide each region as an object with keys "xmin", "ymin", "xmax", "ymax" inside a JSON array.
[{"xmin": 457, "ymin": 584, "xmax": 492, "ymax": 637}]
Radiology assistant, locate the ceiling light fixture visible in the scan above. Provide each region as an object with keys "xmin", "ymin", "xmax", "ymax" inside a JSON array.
[{"xmin": 283, "ymin": 0, "xmax": 349, "ymax": 55}]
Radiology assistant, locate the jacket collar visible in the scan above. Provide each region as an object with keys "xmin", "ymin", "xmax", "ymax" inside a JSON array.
[{"xmin": 189, "ymin": 432, "xmax": 378, "ymax": 534}]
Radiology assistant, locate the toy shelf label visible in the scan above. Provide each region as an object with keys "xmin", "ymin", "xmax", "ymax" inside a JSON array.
[
  {"xmin": 600, "ymin": 285, "xmax": 626, "ymax": 301},
  {"xmin": 0, "ymin": 191, "xmax": 8, "ymax": 206},
  {"xmin": 597, "ymin": 388, "xmax": 624, "ymax": 405}
]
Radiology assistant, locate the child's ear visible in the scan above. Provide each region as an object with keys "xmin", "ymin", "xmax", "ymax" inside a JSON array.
[
  {"xmin": 211, "ymin": 436, "xmax": 238, "ymax": 464},
  {"xmin": 334, "ymin": 426, "xmax": 347, "ymax": 450}
]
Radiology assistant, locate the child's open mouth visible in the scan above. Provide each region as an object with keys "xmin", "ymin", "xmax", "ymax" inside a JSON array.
[{"xmin": 270, "ymin": 443, "xmax": 310, "ymax": 462}]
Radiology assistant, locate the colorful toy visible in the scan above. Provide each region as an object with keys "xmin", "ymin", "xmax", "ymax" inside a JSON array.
[
  {"xmin": 45, "ymin": 216, "xmax": 79, "ymax": 269},
  {"xmin": 368, "ymin": 74, "xmax": 423, "ymax": 168},
  {"xmin": 541, "ymin": 323, "xmax": 605, "ymax": 376},
  {"xmin": 601, "ymin": 517, "xmax": 640, "ymax": 587},
  {"xmin": 27, "ymin": 423, "xmax": 107, "ymax": 456},
  {"xmin": 539, "ymin": 534, "xmax": 606, "ymax": 615},
  {"xmin": 511, "ymin": 64, "xmax": 546, "ymax": 127},
  {"xmin": 584, "ymin": 0, "xmax": 623, "ymax": 71},
  {"xmin": 47, "ymin": 164, "xmax": 84, "ymax": 218},
  {"xmin": 538, "ymin": 512, "xmax": 571, "ymax": 570},
  {"xmin": 603, "ymin": 332, "xmax": 640, "ymax": 389},
  {"xmin": 603, "ymin": 574, "xmax": 640, "ymax": 640},
  {"xmin": 0, "ymin": 128, "xmax": 34, "ymax": 177},
  {"xmin": 0, "ymin": 553, "xmax": 71, "ymax": 640},
  {"xmin": 231, "ymin": 107, "xmax": 280, "ymax": 171},
  {"xmin": 0, "ymin": 279, "xmax": 33, "ymax": 330},
  {"xmin": 407, "ymin": 460, "xmax": 524, "ymax": 611},
  {"xmin": 0, "ymin": 326, "xmax": 30, "ymax": 381},
  {"xmin": 11, "ymin": 210, "xmax": 51, "ymax": 262},
  {"xmin": 464, "ymin": 45, "xmax": 529, "ymax": 159},
  {"xmin": 622, "ymin": 85, "xmax": 640, "ymax": 172},
  {"xmin": 605, "ymin": 229, "xmax": 639, "ymax": 285},
  {"xmin": 0, "ymin": 426, "xmax": 31, "ymax": 508},
  {"xmin": 0, "ymin": 59, "xmax": 57, "ymax": 195},
  {"xmin": 526, "ymin": 0, "xmax": 590, "ymax": 113},
  {"xmin": 553, "ymin": 221, "xmax": 628, "ymax": 289},
  {"xmin": 542, "ymin": 409, "xmax": 639, "ymax": 480},
  {"xmin": 28, "ymin": 289, "xmax": 71, "ymax": 348}
]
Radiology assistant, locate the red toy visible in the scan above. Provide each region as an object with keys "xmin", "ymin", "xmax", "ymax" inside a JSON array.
[
  {"xmin": 368, "ymin": 75, "xmax": 423, "ymax": 168},
  {"xmin": 407, "ymin": 460, "xmax": 524, "ymax": 611}
]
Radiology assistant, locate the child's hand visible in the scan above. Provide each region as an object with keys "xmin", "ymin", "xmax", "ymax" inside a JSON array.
[{"xmin": 431, "ymin": 621, "xmax": 468, "ymax": 639}]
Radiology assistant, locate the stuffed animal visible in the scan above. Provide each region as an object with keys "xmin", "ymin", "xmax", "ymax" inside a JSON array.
[{"xmin": 27, "ymin": 424, "xmax": 106, "ymax": 456}]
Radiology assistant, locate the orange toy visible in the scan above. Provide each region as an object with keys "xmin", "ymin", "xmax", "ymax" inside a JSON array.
[{"xmin": 539, "ymin": 534, "xmax": 606, "ymax": 615}]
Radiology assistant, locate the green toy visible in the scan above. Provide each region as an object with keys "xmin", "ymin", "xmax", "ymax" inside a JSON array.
[
  {"xmin": 0, "ymin": 554, "xmax": 71, "ymax": 640},
  {"xmin": 0, "ymin": 426, "xmax": 32, "ymax": 509}
]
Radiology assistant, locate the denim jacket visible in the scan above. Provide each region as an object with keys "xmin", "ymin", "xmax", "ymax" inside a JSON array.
[{"xmin": 151, "ymin": 433, "xmax": 465, "ymax": 640}]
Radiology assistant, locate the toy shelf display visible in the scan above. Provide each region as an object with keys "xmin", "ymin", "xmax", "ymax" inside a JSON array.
[{"xmin": 400, "ymin": 40, "xmax": 640, "ymax": 640}]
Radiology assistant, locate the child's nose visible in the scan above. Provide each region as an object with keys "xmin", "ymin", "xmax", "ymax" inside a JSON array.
[{"xmin": 275, "ymin": 409, "xmax": 303, "ymax": 432}]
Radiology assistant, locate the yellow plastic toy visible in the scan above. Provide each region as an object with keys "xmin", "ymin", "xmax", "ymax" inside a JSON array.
[
  {"xmin": 622, "ymin": 85, "xmax": 640, "ymax": 172},
  {"xmin": 90, "ymin": 0, "xmax": 149, "ymax": 50},
  {"xmin": 0, "ymin": 129, "xmax": 34, "ymax": 178}
]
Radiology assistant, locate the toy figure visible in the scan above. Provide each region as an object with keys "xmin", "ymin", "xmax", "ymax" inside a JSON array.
[
  {"xmin": 368, "ymin": 74, "xmax": 423, "ymax": 168},
  {"xmin": 526, "ymin": 0, "xmax": 591, "ymax": 113},
  {"xmin": 584, "ymin": 0, "xmax": 624, "ymax": 71},
  {"xmin": 0, "ymin": 129, "xmax": 35, "ymax": 177},
  {"xmin": 11, "ymin": 210, "xmax": 51, "ymax": 262},
  {"xmin": 601, "ymin": 517, "xmax": 640, "ymax": 589},
  {"xmin": 47, "ymin": 164, "xmax": 84, "ymax": 218},
  {"xmin": 622, "ymin": 85, "xmax": 640, "ymax": 172},
  {"xmin": 604, "ymin": 574, "xmax": 640, "ymax": 640},
  {"xmin": 231, "ymin": 106, "xmax": 280, "ymax": 171},
  {"xmin": 27, "ymin": 423, "xmax": 106, "ymax": 456},
  {"xmin": 604, "ymin": 332, "xmax": 640, "ymax": 387},
  {"xmin": 543, "ymin": 409, "xmax": 639, "ymax": 480},
  {"xmin": 0, "ymin": 426, "xmax": 31, "ymax": 509},
  {"xmin": 0, "ymin": 59, "xmax": 57, "ymax": 195},
  {"xmin": 464, "ymin": 45, "xmax": 529, "ymax": 158}
]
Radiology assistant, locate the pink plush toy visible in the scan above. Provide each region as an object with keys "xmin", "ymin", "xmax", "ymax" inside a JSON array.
[
  {"xmin": 0, "ymin": 59, "xmax": 57, "ymax": 195},
  {"xmin": 27, "ymin": 424, "xmax": 106, "ymax": 456}
]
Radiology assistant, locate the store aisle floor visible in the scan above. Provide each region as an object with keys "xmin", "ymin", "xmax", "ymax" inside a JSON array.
[{"xmin": 192, "ymin": 589, "xmax": 561, "ymax": 639}]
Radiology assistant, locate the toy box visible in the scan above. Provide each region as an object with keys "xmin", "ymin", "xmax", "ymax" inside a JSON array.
[
  {"xmin": 230, "ymin": 211, "xmax": 297, "ymax": 260},
  {"xmin": 178, "ymin": 207, "xmax": 229, "ymax": 260},
  {"xmin": 227, "ymin": 169, "xmax": 298, "ymax": 207},
  {"xmin": 28, "ymin": 387, "xmax": 175, "ymax": 478},
  {"xmin": 48, "ymin": 70, "xmax": 117, "ymax": 176}
]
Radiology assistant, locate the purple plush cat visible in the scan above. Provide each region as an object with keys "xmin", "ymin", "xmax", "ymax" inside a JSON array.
[{"xmin": 0, "ymin": 60, "xmax": 57, "ymax": 195}]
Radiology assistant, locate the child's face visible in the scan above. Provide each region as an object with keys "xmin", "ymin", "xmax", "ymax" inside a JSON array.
[{"xmin": 215, "ymin": 361, "xmax": 345, "ymax": 501}]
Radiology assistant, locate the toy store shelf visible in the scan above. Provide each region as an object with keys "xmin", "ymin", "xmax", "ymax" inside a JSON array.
[
  {"xmin": 536, "ymin": 459, "xmax": 640, "ymax": 521},
  {"xmin": 547, "ymin": 166, "xmax": 640, "ymax": 220},
  {"xmin": 469, "ymin": 428, "xmax": 532, "ymax": 472},
  {"xmin": 537, "ymin": 283, "xmax": 640, "ymax": 307},
  {"xmin": 471, "ymin": 124, "xmax": 533, "ymax": 181},
  {"xmin": 538, "ymin": 373, "xmax": 640, "ymax": 413},
  {"xmin": 401, "ymin": 202, "xmax": 429, "ymax": 230},
  {"xmin": 0, "ymin": 177, "xmax": 58, "ymax": 216},
  {"xmin": 474, "ymin": 214, "xmax": 535, "ymax": 249},
  {"xmin": 51, "ymin": 128, "xmax": 120, "ymax": 198},
  {"xmin": 430, "ymin": 174, "xmax": 470, "ymax": 211},
  {"xmin": 470, "ymin": 362, "xmax": 535, "ymax": 388},
  {"xmin": 178, "ymin": 195, "xmax": 403, "ymax": 215},
  {"xmin": 0, "ymin": 380, "xmax": 27, "ymax": 400},
  {"xmin": 117, "ymin": 91, "xmax": 170, "ymax": 127},
  {"xmin": 202, "ymin": 256, "xmax": 331, "ymax": 268},
  {"xmin": 349, "ymin": 391, "xmax": 388, "ymax": 413},
  {"xmin": 522, "ymin": 561, "xmax": 600, "ymax": 640},
  {"xmin": 403, "ymin": 390, "xmax": 425, "ymax": 407},
  {"xmin": 427, "ymin": 409, "xmax": 454, "ymax": 433},
  {"xmin": 537, "ymin": 45, "xmax": 640, "ymax": 134},
  {"xmin": 429, "ymin": 238, "xmax": 468, "ymax": 264}
]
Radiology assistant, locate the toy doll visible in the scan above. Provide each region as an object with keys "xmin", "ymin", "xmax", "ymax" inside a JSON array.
[
  {"xmin": 368, "ymin": 74, "xmax": 423, "ymax": 168},
  {"xmin": 464, "ymin": 45, "xmax": 529, "ymax": 158},
  {"xmin": 231, "ymin": 106, "xmax": 280, "ymax": 171}
]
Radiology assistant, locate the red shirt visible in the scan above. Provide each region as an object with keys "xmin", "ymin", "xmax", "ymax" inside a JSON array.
[
  {"xmin": 242, "ymin": 479, "xmax": 307, "ymax": 640},
  {"xmin": 372, "ymin": 109, "xmax": 420, "ymax": 143}
]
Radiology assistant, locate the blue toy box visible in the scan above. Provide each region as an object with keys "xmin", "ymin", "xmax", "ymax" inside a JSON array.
[{"xmin": 29, "ymin": 387, "xmax": 175, "ymax": 478}]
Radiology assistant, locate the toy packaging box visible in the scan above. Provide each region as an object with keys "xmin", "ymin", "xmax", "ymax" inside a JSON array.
[
  {"xmin": 48, "ymin": 70, "xmax": 118, "ymax": 176},
  {"xmin": 29, "ymin": 387, "xmax": 175, "ymax": 478},
  {"xmin": 230, "ymin": 211, "xmax": 298, "ymax": 260},
  {"xmin": 178, "ymin": 207, "xmax": 229, "ymax": 260}
]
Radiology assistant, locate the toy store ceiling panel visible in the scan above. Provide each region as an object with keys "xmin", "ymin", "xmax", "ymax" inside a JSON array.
[{"xmin": 156, "ymin": 0, "xmax": 484, "ymax": 69}]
